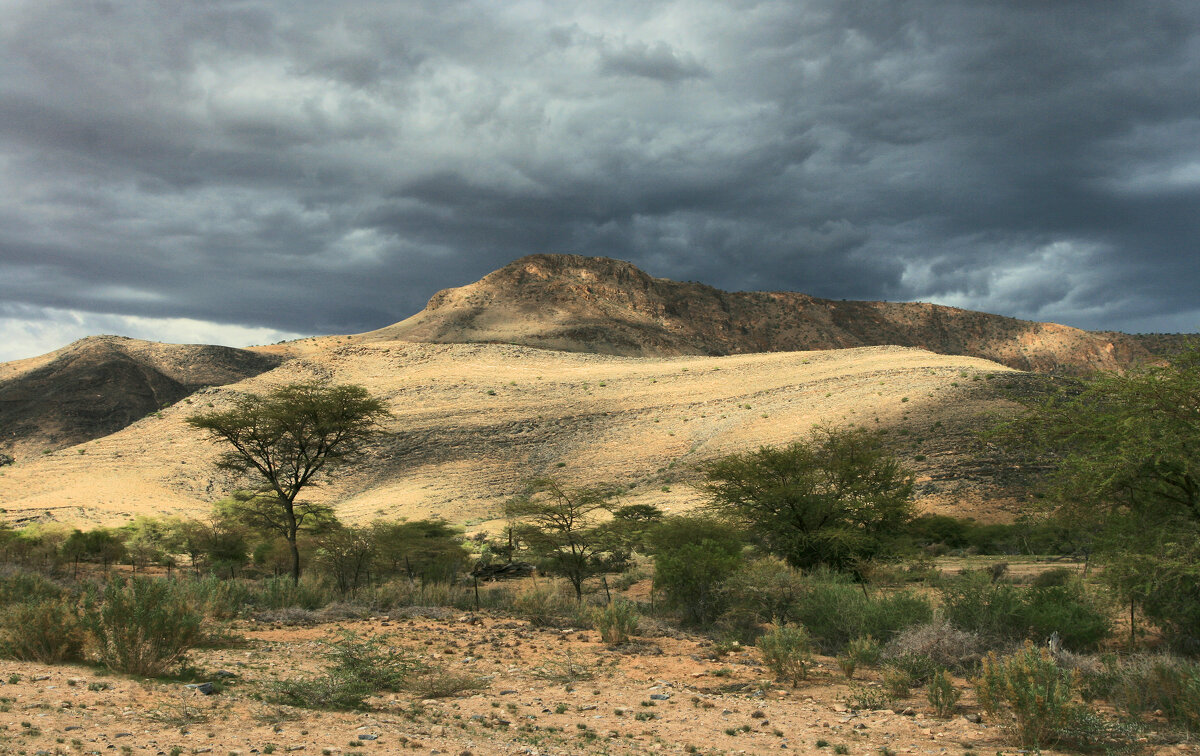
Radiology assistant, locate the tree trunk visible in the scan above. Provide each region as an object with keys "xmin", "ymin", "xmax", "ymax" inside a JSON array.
[
  {"xmin": 285, "ymin": 499, "xmax": 302, "ymax": 583},
  {"xmin": 288, "ymin": 537, "xmax": 301, "ymax": 583}
]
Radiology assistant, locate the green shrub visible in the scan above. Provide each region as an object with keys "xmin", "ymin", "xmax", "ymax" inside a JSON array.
[
  {"xmin": 322, "ymin": 630, "xmax": 418, "ymax": 692},
  {"xmin": 941, "ymin": 571, "xmax": 1024, "ymax": 642},
  {"xmin": 941, "ymin": 571, "xmax": 1111, "ymax": 650},
  {"xmin": 1080, "ymin": 654, "xmax": 1200, "ymax": 732},
  {"xmin": 974, "ymin": 643, "xmax": 1082, "ymax": 749},
  {"xmin": 792, "ymin": 570, "xmax": 931, "ymax": 653},
  {"xmin": 592, "ymin": 601, "xmax": 639, "ymax": 644},
  {"xmin": 251, "ymin": 575, "xmax": 335, "ymax": 611},
  {"xmin": 719, "ymin": 557, "xmax": 806, "ymax": 627},
  {"xmin": 83, "ymin": 577, "xmax": 203, "ymax": 676},
  {"xmin": 882, "ymin": 667, "xmax": 914, "ymax": 698},
  {"xmin": 267, "ymin": 671, "xmax": 373, "ymax": 710},
  {"xmin": 0, "ymin": 571, "xmax": 66, "ymax": 607},
  {"xmin": 836, "ymin": 636, "xmax": 880, "ymax": 679},
  {"xmin": 884, "ymin": 652, "xmax": 941, "ymax": 689},
  {"xmin": 360, "ymin": 578, "xmax": 492, "ymax": 612},
  {"xmin": 846, "ymin": 684, "xmax": 893, "ymax": 712},
  {"xmin": 170, "ymin": 575, "xmax": 255, "ymax": 619},
  {"xmin": 1022, "ymin": 583, "xmax": 1111, "ymax": 650},
  {"xmin": 926, "ymin": 669, "xmax": 960, "ymax": 717},
  {"xmin": 756, "ymin": 625, "xmax": 812, "ymax": 687},
  {"xmin": 0, "ymin": 598, "xmax": 85, "ymax": 663},
  {"xmin": 654, "ymin": 540, "xmax": 743, "ymax": 627},
  {"xmin": 1029, "ymin": 567, "xmax": 1075, "ymax": 588}
]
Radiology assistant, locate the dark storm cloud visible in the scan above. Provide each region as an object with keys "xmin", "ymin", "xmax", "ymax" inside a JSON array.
[{"xmin": 1, "ymin": 0, "xmax": 1198, "ymax": 360}]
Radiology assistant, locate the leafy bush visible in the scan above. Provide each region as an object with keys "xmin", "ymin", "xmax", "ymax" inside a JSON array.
[
  {"xmin": 884, "ymin": 652, "xmax": 941, "ymax": 686},
  {"xmin": 654, "ymin": 540, "xmax": 743, "ymax": 627},
  {"xmin": 836, "ymin": 636, "xmax": 880, "ymax": 679},
  {"xmin": 174, "ymin": 575, "xmax": 255, "ymax": 619},
  {"xmin": 251, "ymin": 575, "xmax": 335, "ymax": 611},
  {"xmin": 926, "ymin": 669, "xmax": 960, "ymax": 717},
  {"xmin": 756, "ymin": 625, "xmax": 812, "ymax": 687},
  {"xmin": 592, "ymin": 601, "xmax": 639, "ymax": 644},
  {"xmin": 719, "ymin": 557, "xmax": 806, "ymax": 627},
  {"xmin": 0, "ymin": 598, "xmax": 84, "ymax": 663},
  {"xmin": 0, "ymin": 571, "xmax": 67, "ymax": 607},
  {"xmin": 791, "ymin": 570, "xmax": 931, "ymax": 653},
  {"xmin": 883, "ymin": 667, "xmax": 913, "ymax": 698},
  {"xmin": 940, "ymin": 571, "xmax": 1025, "ymax": 642},
  {"xmin": 941, "ymin": 571, "xmax": 1111, "ymax": 650},
  {"xmin": 1022, "ymin": 583, "xmax": 1111, "ymax": 650},
  {"xmin": 83, "ymin": 577, "xmax": 203, "ymax": 676},
  {"xmin": 1029, "ymin": 567, "xmax": 1075, "ymax": 588},
  {"xmin": 975, "ymin": 643, "xmax": 1083, "ymax": 749},
  {"xmin": 267, "ymin": 630, "xmax": 422, "ymax": 710}
]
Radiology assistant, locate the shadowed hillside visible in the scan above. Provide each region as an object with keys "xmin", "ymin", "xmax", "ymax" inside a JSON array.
[
  {"xmin": 364, "ymin": 254, "xmax": 1182, "ymax": 374},
  {"xmin": 0, "ymin": 336, "xmax": 280, "ymax": 458}
]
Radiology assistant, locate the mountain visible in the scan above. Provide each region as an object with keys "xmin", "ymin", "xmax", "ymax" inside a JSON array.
[
  {"xmin": 0, "ymin": 254, "xmax": 1188, "ymax": 529},
  {"xmin": 0, "ymin": 336, "xmax": 280, "ymax": 459},
  {"xmin": 365, "ymin": 254, "xmax": 1182, "ymax": 373}
]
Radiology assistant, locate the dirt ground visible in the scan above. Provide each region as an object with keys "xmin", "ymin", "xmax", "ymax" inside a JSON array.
[{"xmin": 1, "ymin": 606, "xmax": 1194, "ymax": 756}]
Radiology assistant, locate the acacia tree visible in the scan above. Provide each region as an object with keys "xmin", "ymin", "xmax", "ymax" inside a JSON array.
[
  {"xmin": 504, "ymin": 477, "xmax": 623, "ymax": 600},
  {"xmin": 995, "ymin": 346, "xmax": 1200, "ymax": 650},
  {"xmin": 187, "ymin": 381, "xmax": 390, "ymax": 582},
  {"xmin": 702, "ymin": 425, "xmax": 914, "ymax": 572}
]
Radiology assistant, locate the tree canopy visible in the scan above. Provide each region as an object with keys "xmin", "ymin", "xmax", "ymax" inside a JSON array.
[
  {"xmin": 995, "ymin": 346, "xmax": 1200, "ymax": 650},
  {"xmin": 701, "ymin": 425, "xmax": 914, "ymax": 572},
  {"xmin": 187, "ymin": 381, "xmax": 390, "ymax": 581},
  {"xmin": 504, "ymin": 477, "xmax": 624, "ymax": 600}
]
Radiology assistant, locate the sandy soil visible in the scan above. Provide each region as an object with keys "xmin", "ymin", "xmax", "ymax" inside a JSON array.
[{"xmin": 7, "ymin": 607, "xmax": 1184, "ymax": 756}]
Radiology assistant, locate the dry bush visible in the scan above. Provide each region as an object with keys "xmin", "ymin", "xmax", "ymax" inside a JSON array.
[{"xmin": 884, "ymin": 620, "xmax": 985, "ymax": 673}]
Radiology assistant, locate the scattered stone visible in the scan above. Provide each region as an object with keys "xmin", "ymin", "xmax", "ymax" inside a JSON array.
[
  {"xmin": 649, "ymin": 693, "xmax": 670, "ymax": 701},
  {"xmin": 357, "ymin": 734, "xmax": 378, "ymax": 741}
]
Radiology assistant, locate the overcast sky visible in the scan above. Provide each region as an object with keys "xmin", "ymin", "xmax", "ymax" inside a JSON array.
[{"xmin": 2, "ymin": 1, "xmax": 1198, "ymax": 362}]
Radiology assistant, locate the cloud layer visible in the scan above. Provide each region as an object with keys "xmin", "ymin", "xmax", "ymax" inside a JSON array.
[{"xmin": 2, "ymin": 0, "xmax": 1198, "ymax": 361}]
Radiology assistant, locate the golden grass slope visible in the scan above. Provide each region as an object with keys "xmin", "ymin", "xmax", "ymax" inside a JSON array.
[{"xmin": 0, "ymin": 340, "xmax": 1025, "ymax": 530}]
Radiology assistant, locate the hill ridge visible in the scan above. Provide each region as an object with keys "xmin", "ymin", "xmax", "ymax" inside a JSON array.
[{"xmin": 362, "ymin": 253, "xmax": 1182, "ymax": 374}]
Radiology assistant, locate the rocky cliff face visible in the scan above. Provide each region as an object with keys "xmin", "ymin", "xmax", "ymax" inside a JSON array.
[
  {"xmin": 0, "ymin": 336, "xmax": 280, "ymax": 458},
  {"xmin": 365, "ymin": 254, "xmax": 1179, "ymax": 373}
]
